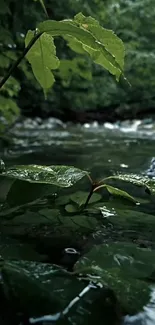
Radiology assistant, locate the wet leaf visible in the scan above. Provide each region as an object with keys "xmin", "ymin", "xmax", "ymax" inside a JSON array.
[
  {"xmin": 0, "ymin": 260, "xmax": 101, "ymax": 319},
  {"xmin": 74, "ymin": 243, "xmax": 155, "ymax": 312},
  {"xmin": 105, "ymin": 174, "xmax": 151, "ymax": 192},
  {"xmin": 7, "ymin": 180, "xmax": 54, "ymax": 207},
  {"xmin": 0, "ymin": 159, "xmax": 5, "ymax": 172},
  {"xmin": 86, "ymin": 270, "xmax": 150, "ymax": 314},
  {"xmin": 104, "ymin": 184, "xmax": 137, "ymax": 203},
  {"xmin": 0, "ymin": 261, "xmax": 68, "ymax": 315},
  {"xmin": 65, "ymin": 204, "xmax": 79, "ymax": 213},
  {"xmin": 39, "ymin": 208, "xmax": 60, "ymax": 217},
  {"xmin": 2, "ymin": 209, "xmax": 98, "ymax": 240},
  {"xmin": 0, "ymin": 176, "xmax": 14, "ymax": 203},
  {"xmin": 70, "ymin": 191, "xmax": 101, "ymax": 206},
  {"xmin": 69, "ymin": 215, "xmax": 98, "ymax": 230},
  {"xmin": 2, "ymin": 165, "xmax": 87, "ymax": 187},
  {"xmin": 105, "ymin": 206, "xmax": 155, "ymax": 237},
  {"xmin": 2, "ymin": 211, "xmax": 51, "ymax": 225},
  {"xmin": 59, "ymin": 214, "xmax": 98, "ymax": 231},
  {"xmin": 55, "ymin": 194, "xmax": 70, "ymax": 206}
]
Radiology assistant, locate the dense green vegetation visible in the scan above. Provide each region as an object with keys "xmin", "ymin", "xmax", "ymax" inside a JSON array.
[
  {"xmin": 1, "ymin": 0, "xmax": 155, "ymax": 127},
  {"xmin": 1, "ymin": 2, "xmax": 155, "ymax": 324},
  {"xmin": 1, "ymin": 156, "xmax": 155, "ymax": 322},
  {"xmin": 1, "ymin": 151, "xmax": 155, "ymax": 323}
]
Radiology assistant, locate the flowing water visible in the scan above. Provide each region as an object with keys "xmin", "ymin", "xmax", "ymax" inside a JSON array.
[{"xmin": 1, "ymin": 118, "xmax": 155, "ymax": 325}]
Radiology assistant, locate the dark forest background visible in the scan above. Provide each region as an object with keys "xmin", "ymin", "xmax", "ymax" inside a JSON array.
[{"xmin": 1, "ymin": 0, "xmax": 155, "ymax": 124}]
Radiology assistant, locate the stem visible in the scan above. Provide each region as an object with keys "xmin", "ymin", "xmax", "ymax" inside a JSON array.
[
  {"xmin": 83, "ymin": 185, "xmax": 94, "ymax": 209},
  {"xmin": 86, "ymin": 173, "xmax": 93, "ymax": 184},
  {"xmin": 0, "ymin": 31, "xmax": 43, "ymax": 90},
  {"xmin": 93, "ymin": 184, "xmax": 106, "ymax": 192}
]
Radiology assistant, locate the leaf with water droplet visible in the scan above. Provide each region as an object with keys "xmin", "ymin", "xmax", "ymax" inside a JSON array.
[
  {"xmin": 70, "ymin": 191, "xmax": 102, "ymax": 206},
  {"xmin": 1, "ymin": 260, "xmax": 103, "ymax": 320},
  {"xmin": 7, "ymin": 180, "xmax": 54, "ymax": 207},
  {"xmin": 2, "ymin": 165, "xmax": 88, "ymax": 187},
  {"xmin": 74, "ymin": 243, "xmax": 155, "ymax": 312},
  {"xmin": 104, "ymin": 174, "xmax": 151, "ymax": 192},
  {"xmin": 1, "ymin": 260, "xmax": 83, "ymax": 316},
  {"xmin": 0, "ymin": 159, "xmax": 5, "ymax": 172},
  {"xmin": 104, "ymin": 184, "xmax": 137, "ymax": 203}
]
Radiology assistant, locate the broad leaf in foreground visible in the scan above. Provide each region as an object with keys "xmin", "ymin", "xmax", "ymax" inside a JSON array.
[
  {"xmin": 2, "ymin": 165, "xmax": 87, "ymax": 187},
  {"xmin": 0, "ymin": 260, "xmax": 110, "ymax": 324},
  {"xmin": 0, "ymin": 260, "xmax": 80, "ymax": 315},
  {"xmin": 6, "ymin": 180, "xmax": 54, "ymax": 207},
  {"xmin": 74, "ymin": 243, "xmax": 155, "ymax": 313}
]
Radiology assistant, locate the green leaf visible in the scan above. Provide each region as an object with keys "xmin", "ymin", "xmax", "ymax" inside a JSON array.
[
  {"xmin": 1, "ymin": 261, "xmax": 67, "ymax": 315},
  {"xmin": 64, "ymin": 35, "xmax": 87, "ymax": 54},
  {"xmin": 74, "ymin": 243, "xmax": 155, "ymax": 313},
  {"xmin": 38, "ymin": 16, "xmax": 125, "ymax": 80},
  {"xmin": 70, "ymin": 191, "xmax": 102, "ymax": 206},
  {"xmin": 25, "ymin": 31, "xmax": 59, "ymax": 91},
  {"xmin": 39, "ymin": 207, "xmax": 98, "ymax": 231},
  {"xmin": 4, "ymin": 208, "xmax": 98, "ymax": 234},
  {"xmin": 1, "ymin": 76, "xmax": 20, "ymax": 97},
  {"xmin": 0, "ymin": 160, "xmax": 5, "ymax": 172},
  {"xmin": 75, "ymin": 242, "xmax": 155, "ymax": 279},
  {"xmin": 2, "ymin": 164, "xmax": 87, "ymax": 187},
  {"xmin": 104, "ymin": 184, "xmax": 137, "ymax": 203},
  {"xmin": 0, "ymin": 28, "xmax": 14, "ymax": 45},
  {"xmin": 107, "ymin": 207, "xmax": 155, "ymax": 235},
  {"xmin": 105, "ymin": 173, "xmax": 150, "ymax": 187},
  {"xmin": 104, "ymin": 173, "xmax": 154, "ymax": 194},
  {"xmin": 74, "ymin": 12, "xmax": 125, "ymax": 80},
  {"xmin": 7, "ymin": 180, "xmax": 54, "ymax": 207},
  {"xmin": 65, "ymin": 204, "xmax": 79, "ymax": 213},
  {"xmin": 3, "ymin": 210, "xmax": 59, "ymax": 225},
  {"xmin": 0, "ymin": 96, "xmax": 20, "ymax": 124},
  {"xmin": 0, "ymin": 260, "xmax": 106, "ymax": 322},
  {"xmin": 0, "ymin": 176, "xmax": 14, "ymax": 203},
  {"xmin": 58, "ymin": 58, "xmax": 92, "ymax": 84},
  {"xmin": 0, "ymin": 54, "xmax": 10, "ymax": 68},
  {"xmin": 39, "ymin": 208, "xmax": 60, "ymax": 222},
  {"xmin": 60, "ymin": 214, "xmax": 98, "ymax": 230},
  {"xmin": 55, "ymin": 195, "xmax": 70, "ymax": 206}
]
